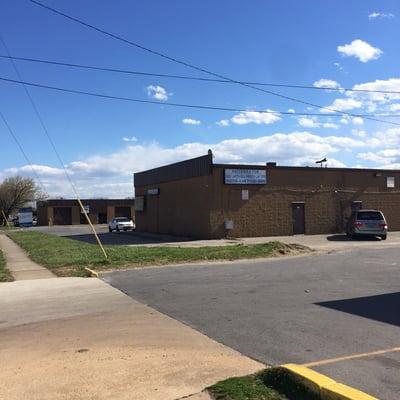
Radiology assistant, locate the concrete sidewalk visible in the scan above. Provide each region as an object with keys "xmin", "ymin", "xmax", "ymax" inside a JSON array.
[
  {"xmin": 0, "ymin": 234, "xmax": 54, "ymax": 280},
  {"xmin": 129, "ymin": 231, "xmax": 400, "ymax": 252},
  {"xmin": 0, "ymin": 278, "xmax": 263, "ymax": 400}
]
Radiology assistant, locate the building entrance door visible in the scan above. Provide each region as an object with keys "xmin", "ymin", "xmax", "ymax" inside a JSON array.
[{"xmin": 292, "ymin": 202, "xmax": 305, "ymax": 234}]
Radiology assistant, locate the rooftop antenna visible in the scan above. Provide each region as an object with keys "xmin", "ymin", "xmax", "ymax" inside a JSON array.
[{"xmin": 315, "ymin": 158, "xmax": 327, "ymax": 168}]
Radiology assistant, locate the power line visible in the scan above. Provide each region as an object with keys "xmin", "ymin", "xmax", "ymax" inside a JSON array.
[
  {"xmin": 0, "ymin": 35, "xmax": 108, "ymax": 258},
  {"xmin": 28, "ymin": 0, "xmax": 399, "ymax": 127},
  {"xmin": 0, "ymin": 36, "xmax": 79, "ymax": 196},
  {"xmin": 1, "ymin": 75, "xmax": 400, "ymax": 124},
  {"xmin": 2, "ymin": 53, "xmax": 400, "ymax": 96},
  {"xmin": 0, "ymin": 109, "xmax": 48, "ymax": 192}
]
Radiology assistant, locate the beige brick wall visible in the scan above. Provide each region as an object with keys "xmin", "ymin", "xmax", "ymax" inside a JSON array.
[{"xmin": 135, "ymin": 164, "xmax": 400, "ymax": 238}]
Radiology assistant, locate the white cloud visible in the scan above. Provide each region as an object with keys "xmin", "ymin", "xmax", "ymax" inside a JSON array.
[
  {"xmin": 182, "ymin": 118, "xmax": 201, "ymax": 125},
  {"xmin": 352, "ymin": 117, "xmax": 364, "ymax": 125},
  {"xmin": 334, "ymin": 62, "xmax": 344, "ymax": 71},
  {"xmin": 146, "ymin": 85, "xmax": 169, "ymax": 101},
  {"xmin": 358, "ymin": 149, "xmax": 400, "ymax": 165},
  {"xmin": 313, "ymin": 79, "xmax": 341, "ymax": 90},
  {"xmin": 216, "ymin": 119, "xmax": 230, "ymax": 127},
  {"xmin": 287, "ymin": 109, "xmax": 295, "ymax": 113},
  {"xmin": 337, "ymin": 39, "xmax": 383, "ymax": 63},
  {"xmin": 322, "ymin": 122, "xmax": 339, "ymax": 129},
  {"xmin": 350, "ymin": 78, "xmax": 400, "ymax": 103},
  {"xmin": 298, "ymin": 117, "xmax": 320, "ymax": 128},
  {"xmin": 374, "ymin": 127, "xmax": 400, "ymax": 147},
  {"xmin": 326, "ymin": 98, "xmax": 363, "ymax": 112},
  {"xmin": 2, "ymin": 131, "xmax": 371, "ymax": 198},
  {"xmin": 4, "ymin": 164, "xmax": 65, "ymax": 178},
  {"xmin": 231, "ymin": 110, "xmax": 281, "ymax": 125},
  {"xmin": 325, "ymin": 159, "xmax": 347, "ymax": 168},
  {"xmin": 368, "ymin": 12, "xmax": 395, "ymax": 20},
  {"xmin": 352, "ymin": 129, "xmax": 367, "ymax": 138},
  {"xmin": 321, "ymin": 78, "xmax": 400, "ymax": 121},
  {"xmin": 122, "ymin": 136, "xmax": 138, "ymax": 142}
]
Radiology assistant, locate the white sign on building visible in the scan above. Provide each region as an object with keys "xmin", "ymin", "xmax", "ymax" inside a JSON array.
[{"xmin": 224, "ymin": 169, "xmax": 267, "ymax": 185}]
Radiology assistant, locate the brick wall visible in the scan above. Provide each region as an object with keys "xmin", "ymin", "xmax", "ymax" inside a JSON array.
[
  {"xmin": 207, "ymin": 166, "xmax": 400, "ymax": 238},
  {"xmin": 134, "ymin": 161, "xmax": 400, "ymax": 238}
]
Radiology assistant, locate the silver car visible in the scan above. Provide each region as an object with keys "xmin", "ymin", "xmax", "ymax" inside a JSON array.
[
  {"xmin": 108, "ymin": 217, "xmax": 135, "ymax": 232},
  {"xmin": 346, "ymin": 209, "xmax": 388, "ymax": 240}
]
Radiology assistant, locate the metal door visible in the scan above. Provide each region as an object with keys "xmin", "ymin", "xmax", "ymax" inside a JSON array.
[{"xmin": 292, "ymin": 203, "xmax": 305, "ymax": 234}]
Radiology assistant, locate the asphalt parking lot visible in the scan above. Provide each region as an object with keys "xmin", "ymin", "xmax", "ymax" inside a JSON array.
[
  {"xmin": 27, "ymin": 225, "xmax": 182, "ymax": 245},
  {"xmin": 25, "ymin": 224, "xmax": 400, "ymax": 250},
  {"xmin": 103, "ymin": 247, "xmax": 400, "ymax": 400}
]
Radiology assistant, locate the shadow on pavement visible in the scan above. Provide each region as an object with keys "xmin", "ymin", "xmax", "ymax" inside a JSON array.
[
  {"xmin": 63, "ymin": 232, "xmax": 187, "ymax": 246},
  {"xmin": 316, "ymin": 292, "xmax": 400, "ymax": 327},
  {"xmin": 326, "ymin": 234, "xmax": 381, "ymax": 242}
]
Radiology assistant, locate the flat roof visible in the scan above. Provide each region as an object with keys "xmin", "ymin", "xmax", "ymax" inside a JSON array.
[{"xmin": 214, "ymin": 163, "xmax": 399, "ymax": 173}]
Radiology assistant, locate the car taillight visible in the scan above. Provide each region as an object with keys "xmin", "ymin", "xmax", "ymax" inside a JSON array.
[
  {"xmin": 379, "ymin": 222, "xmax": 388, "ymax": 229},
  {"xmin": 354, "ymin": 222, "xmax": 363, "ymax": 227}
]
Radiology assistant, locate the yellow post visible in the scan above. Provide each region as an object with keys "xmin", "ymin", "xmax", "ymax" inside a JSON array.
[
  {"xmin": 76, "ymin": 198, "xmax": 108, "ymax": 260},
  {"xmin": 1, "ymin": 209, "xmax": 10, "ymax": 227}
]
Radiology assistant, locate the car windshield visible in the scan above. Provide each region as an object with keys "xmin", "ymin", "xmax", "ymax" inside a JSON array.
[
  {"xmin": 356, "ymin": 211, "xmax": 383, "ymax": 221},
  {"xmin": 115, "ymin": 217, "xmax": 130, "ymax": 222}
]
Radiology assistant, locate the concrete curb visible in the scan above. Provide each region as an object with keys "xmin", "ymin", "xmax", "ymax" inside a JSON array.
[{"xmin": 282, "ymin": 364, "xmax": 378, "ymax": 400}]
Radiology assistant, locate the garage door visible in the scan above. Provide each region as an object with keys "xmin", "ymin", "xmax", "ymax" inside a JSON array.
[
  {"xmin": 53, "ymin": 207, "xmax": 72, "ymax": 225},
  {"xmin": 115, "ymin": 207, "xmax": 131, "ymax": 219}
]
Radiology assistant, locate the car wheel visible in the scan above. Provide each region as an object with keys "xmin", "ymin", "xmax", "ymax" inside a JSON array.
[{"xmin": 381, "ymin": 235, "xmax": 387, "ymax": 240}]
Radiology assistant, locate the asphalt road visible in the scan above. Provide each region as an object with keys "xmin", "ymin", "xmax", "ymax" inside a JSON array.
[{"xmin": 103, "ymin": 247, "xmax": 400, "ymax": 400}]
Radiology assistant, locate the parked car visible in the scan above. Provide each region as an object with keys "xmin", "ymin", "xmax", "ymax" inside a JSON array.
[
  {"xmin": 346, "ymin": 209, "xmax": 388, "ymax": 240},
  {"xmin": 108, "ymin": 217, "xmax": 135, "ymax": 232}
]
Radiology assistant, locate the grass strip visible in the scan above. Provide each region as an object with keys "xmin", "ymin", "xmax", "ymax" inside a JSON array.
[
  {"xmin": 7, "ymin": 231, "xmax": 310, "ymax": 277},
  {"xmin": 0, "ymin": 248, "xmax": 13, "ymax": 282},
  {"xmin": 209, "ymin": 368, "xmax": 320, "ymax": 400}
]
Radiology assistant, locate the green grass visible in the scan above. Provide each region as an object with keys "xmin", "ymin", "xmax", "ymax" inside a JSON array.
[
  {"xmin": 209, "ymin": 368, "xmax": 320, "ymax": 400},
  {"xmin": 7, "ymin": 231, "xmax": 310, "ymax": 277},
  {"xmin": 0, "ymin": 225, "xmax": 15, "ymax": 231},
  {"xmin": 0, "ymin": 249, "xmax": 13, "ymax": 282},
  {"xmin": 210, "ymin": 375, "xmax": 285, "ymax": 400}
]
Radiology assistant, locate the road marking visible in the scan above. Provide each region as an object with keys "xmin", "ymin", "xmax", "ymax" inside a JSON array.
[{"xmin": 303, "ymin": 346, "xmax": 400, "ymax": 367}]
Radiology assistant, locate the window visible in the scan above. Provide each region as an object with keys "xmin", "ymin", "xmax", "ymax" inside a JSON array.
[
  {"xmin": 356, "ymin": 211, "xmax": 384, "ymax": 221},
  {"xmin": 387, "ymin": 176, "xmax": 395, "ymax": 188}
]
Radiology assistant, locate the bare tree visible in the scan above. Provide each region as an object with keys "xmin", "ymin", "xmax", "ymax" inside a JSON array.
[{"xmin": 0, "ymin": 176, "xmax": 47, "ymax": 225}]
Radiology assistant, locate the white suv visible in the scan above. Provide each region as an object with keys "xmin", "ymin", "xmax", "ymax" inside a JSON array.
[{"xmin": 108, "ymin": 217, "xmax": 135, "ymax": 232}]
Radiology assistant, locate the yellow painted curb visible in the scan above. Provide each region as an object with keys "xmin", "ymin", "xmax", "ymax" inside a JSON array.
[
  {"xmin": 282, "ymin": 364, "xmax": 378, "ymax": 400},
  {"xmin": 84, "ymin": 267, "xmax": 99, "ymax": 278},
  {"xmin": 322, "ymin": 383, "xmax": 378, "ymax": 400}
]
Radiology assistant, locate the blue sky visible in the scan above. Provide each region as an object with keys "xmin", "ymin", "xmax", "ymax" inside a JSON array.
[{"xmin": 1, "ymin": 0, "xmax": 400, "ymax": 197}]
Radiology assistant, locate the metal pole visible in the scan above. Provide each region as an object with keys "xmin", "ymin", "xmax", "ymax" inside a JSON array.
[{"xmin": 76, "ymin": 198, "xmax": 108, "ymax": 259}]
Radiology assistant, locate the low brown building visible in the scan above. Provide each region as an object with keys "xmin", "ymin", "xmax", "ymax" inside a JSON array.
[
  {"xmin": 134, "ymin": 151, "xmax": 400, "ymax": 238},
  {"xmin": 37, "ymin": 199, "xmax": 135, "ymax": 226}
]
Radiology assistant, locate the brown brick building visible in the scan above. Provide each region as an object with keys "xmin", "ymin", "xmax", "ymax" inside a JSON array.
[
  {"xmin": 37, "ymin": 199, "xmax": 135, "ymax": 226},
  {"xmin": 134, "ymin": 151, "xmax": 400, "ymax": 238}
]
